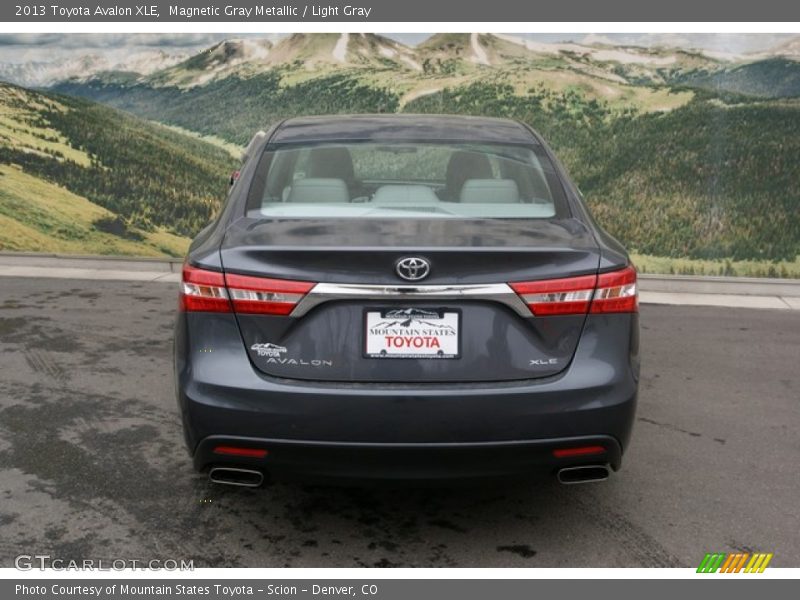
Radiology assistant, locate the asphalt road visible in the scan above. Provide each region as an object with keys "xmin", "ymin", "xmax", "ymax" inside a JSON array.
[{"xmin": 0, "ymin": 277, "xmax": 798, "ymax": 568}]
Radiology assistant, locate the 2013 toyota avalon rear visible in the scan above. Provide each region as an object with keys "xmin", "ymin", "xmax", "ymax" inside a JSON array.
[{"xmin": 174, "ymin": 114, "xmax": 639, "ymax": 487}]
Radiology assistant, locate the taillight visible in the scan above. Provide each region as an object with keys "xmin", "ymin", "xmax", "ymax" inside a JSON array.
[
  {"xmin": 590, "ymin": 265, "xmax": 638, "ymax": 314},
  {"xmin": 509, "ymin": 265, "xmax": 637, "ymax": 316},
  {"xmin": 225, "ymin": 273, "xmax": 314, "ymax": 315},
  {"xmin": 509, "ymin": 274, "xmax": 596, "ymax": 316},
  {"xmin": 180, "ymin": 264, "xmax": 231, "ymax": 313},
  {"xmin": 180, "ymin": 264, "xmax": 314, "ymax": 315}
]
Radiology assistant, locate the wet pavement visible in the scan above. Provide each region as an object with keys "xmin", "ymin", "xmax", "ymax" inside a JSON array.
[{"xmin": 1, "ymin": 277, "xmax": 798, "ymax": 567}]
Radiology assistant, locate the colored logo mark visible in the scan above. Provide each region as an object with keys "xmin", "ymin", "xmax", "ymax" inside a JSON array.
[{"xmin": 697, "ymin": 552, "xmax": 773, "ymax": 573}]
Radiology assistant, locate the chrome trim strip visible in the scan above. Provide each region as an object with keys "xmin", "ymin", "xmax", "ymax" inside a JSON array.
[{"xmin": 290, "ymin": 282, "xmax": 531, "ymax": 317}]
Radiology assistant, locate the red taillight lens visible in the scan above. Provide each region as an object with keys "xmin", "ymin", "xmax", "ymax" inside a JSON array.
[
  {"xmin": 509, "ymin": 265, "xmax": 637, "ymax": 316},
  {"xmin": 180, "ymin": 264, "xmax": 314, "ymax": 315},
  {"xmin": 590, "ymin": 265, "xmax": 638, "ymax": 314},
  {"xmin": 180, "ymin": 264, "xmax": 231, "ymax": 313},
  {"xmin": 225, "ymin": 272, "xmax": 314, "ymax": 315},
  {"xmin": 509, "ymin": 274, "xmax": 597, "ymax": 316}
]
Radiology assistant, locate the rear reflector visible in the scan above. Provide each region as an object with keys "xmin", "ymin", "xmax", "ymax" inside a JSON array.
[
  {"xmin": 179, "ymin": 263, "xmax": 314, "ymax": 315},
  {"xmin": 553, "ymin": 445, "xmax": 606, "ymax": 458},
  {"xmin": 225, "ymin": 273, "xmax": 314, "ymax": 315},
  {"xmin": 213, "ymin": 445, "xmax": 269, "ymax": 458},
  {"xmin": 509, "ymin": 265, "xmax": 637, "ymax": 316}
]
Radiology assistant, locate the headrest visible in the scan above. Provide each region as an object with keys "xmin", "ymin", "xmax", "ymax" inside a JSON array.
[
  {"xmin": 372, "ymin": 185, "xmax": 440, "ymax": 204},
  {"xmin": 445, "ymin": 151, "xmax": 493, "ymax": 199},
  {"xmin": 287, "ymin": 178, "xmax": 350, "ymax": 203},
  {"xmin": 307, "ymin": 147, "xmax": 355, "ymax": 182},
  {"xmin": 460, "ymin": 179, "xmax": 520, "ymax": 203}
]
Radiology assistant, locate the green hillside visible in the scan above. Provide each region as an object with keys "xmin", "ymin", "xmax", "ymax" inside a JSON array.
[
  {"xmin": 51, "ymin": 69, "xmax": 800, "ymax": 267},
  {"xmin": 55, "ymin": 71, "xmax": 400, "ymax": 146},
  {"xmin": 405, "ymin": 83, "xmax": 800, "ymax": 262},
  {"xmin": 0, "ymin": 82, "xmax": 237, "ymax": 255},
  {"xmin": 676, "ymin": 58, "xmax": 800, "ymax": 98},
  {"xmin": 18, "ymin": 34, "xmax": 800, "ymax": 271},
  {"xmin": 0, "ymin": 164, "xmax": 188, "ymax": 256},
  {"xmin": 569, "ymin": 99, "xmax": 800, "ymax": 262}
]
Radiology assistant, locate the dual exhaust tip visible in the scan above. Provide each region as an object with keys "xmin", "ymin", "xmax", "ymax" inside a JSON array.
[
  {"xmin": 208, "ymin": 466, "xmax": 266, "ymax": 488},
  {"xmin": 556, "ymin": 464, "xmax": 611, "ymax": 485},
  {"xmin": 208, "ymin": 464, "xmax": 610, "ymax": 487}
]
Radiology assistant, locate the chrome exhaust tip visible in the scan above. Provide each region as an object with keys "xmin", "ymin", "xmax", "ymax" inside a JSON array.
[
  {"xmin": 208, "ymin": 467, "xmax": 265, "ymax": 488},
  {"xmin": 557, "ymin": 464, "xmax": 611, "ymax": 485}
]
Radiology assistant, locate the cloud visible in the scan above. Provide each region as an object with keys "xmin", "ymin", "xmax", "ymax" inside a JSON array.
[
  {"xmin": 0, "ymin": 33, "xmax": 287, "ymax": 64},
  {"xmin": 1, "ymin": 33, "xmax": 796, "ymax": 66},
  {"xmin": 0, "ymin": 33, "xmax": 66, "ymax": 46},
  {"xmin": 572, "ymin": 32, "xmax": 796, "ymax": 54},
  {"xmin": 0, "ymin": 33, "xmax": 259, "ymax": 49},
  {"xmin": 0, "ymin": 33, "xmax": 281, "ymax": 50}
]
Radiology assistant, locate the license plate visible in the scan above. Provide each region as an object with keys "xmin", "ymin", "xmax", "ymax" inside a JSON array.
[{"xmin": 365, "ymin": 308, "xmax": 460, "ymax": 359}]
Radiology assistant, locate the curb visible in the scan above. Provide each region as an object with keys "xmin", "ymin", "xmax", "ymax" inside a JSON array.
[
  {"xmin": 1, "ymin": 253, "xmax": 799, "ymax": 310},
  {"xmin": 639, "ymin": 273, "xmax": 800, "ymax": 298},
  {"xmin": 0, "ymin": 252, "xmax": 182, "ymax": 272}
]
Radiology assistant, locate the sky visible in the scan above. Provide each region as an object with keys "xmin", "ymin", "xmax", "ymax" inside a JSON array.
[{"xmin": 0, "ymin": 32, "xmax": 796, "ymax": 64}]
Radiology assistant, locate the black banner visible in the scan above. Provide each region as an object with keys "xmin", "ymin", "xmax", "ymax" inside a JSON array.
[
  {"xmin": 4, "ymin": 0, "xmax": 800, "ymax": 22},
  {"xmin": 4, "ymin": 579, "xmax": 798, "ymax": 600}
]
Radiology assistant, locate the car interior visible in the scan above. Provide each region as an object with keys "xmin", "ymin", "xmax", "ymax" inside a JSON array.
[{"xmin": 255, "ymin": 143, "xmax": 559, "ymax": 218}]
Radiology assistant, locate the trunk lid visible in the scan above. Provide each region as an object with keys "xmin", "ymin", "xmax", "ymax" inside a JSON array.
[{"xmin": 220, "ymin": 217, "xmax": 600, "ymax": 382}]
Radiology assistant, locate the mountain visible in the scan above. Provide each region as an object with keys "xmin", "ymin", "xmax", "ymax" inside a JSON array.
[
  {"xmin": 415, "ymin": 33, "xmax": 497, "ymax": 70},
  {"xmin": 53, "ymin": 33, "xmax": 704, "ymax": 144},
  {"xmin": 148, "ymin": 38, "xmax": 274, "ymax": 86},
  {"xmin": 147, "ymin": 34, "xmax": 422, "ymax": 88},
  {"xmin": 676, "ymin": 58, "xmax": 800, "ymax": 98},
  {"xmin": 21, "ymin": 33, "xmax": 800, "ymax": 265},
  {"xmin": 757, "ymin": 36, "xmax": 800, "ymax": 59},
  {"xmin": 10, "ymin": 33, "xmax": 797, "ymax": 94},
  {"xmin": 269, "ymin": 33, "xmax": 420, "ymax": 70},
  {"xmin": 0, "ymin": 82, "xmax": 236, "ymax": 256},
  {"xmin": 0, "ymin": 50, "xmax": 187, "ymax": 88}
]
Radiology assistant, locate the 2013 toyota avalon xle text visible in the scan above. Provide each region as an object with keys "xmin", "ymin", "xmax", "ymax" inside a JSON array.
[{"xmin": 174, "ymin": 114, "xmax": 640, "ymax": 487}]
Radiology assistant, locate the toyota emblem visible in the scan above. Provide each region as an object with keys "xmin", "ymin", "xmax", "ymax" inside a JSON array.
[{"xmin": 395, "ymin": 257, "xmax": 431, "ymax": 281}]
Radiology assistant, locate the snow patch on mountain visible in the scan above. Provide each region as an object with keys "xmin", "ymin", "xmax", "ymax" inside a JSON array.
[
  {"xmin": 758, "ymin": 35, "xmax": 800, "ymax": 59},
  {"xmin": 591, "ymin": 49, "xmax": 676, "ymax": 65},
  {"xmin": 470, "ymin": 33, "xmax": 490, "ymax": 66},
  {"xmin": 494, "ymin": 34, "xmax": 593, "ymax": 56},
  {"xmin": 400, "ymin": 56, "xmax": 423, "ymax": 71},
  {"xmin": 496, "ymin": 33, "xmax": 678, "ymax": 65},
  {"xmin": 332, "ymin": 33, "xmax": 349, "ymax": 62}
]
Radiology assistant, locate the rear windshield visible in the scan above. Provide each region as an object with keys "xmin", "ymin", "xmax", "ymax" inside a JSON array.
[{"xmin": 245, "ymin": 141, "xmax": 569, "ymax": 219}]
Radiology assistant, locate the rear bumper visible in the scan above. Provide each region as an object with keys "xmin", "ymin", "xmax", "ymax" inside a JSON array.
[
  {"xmin": 195, "ymin": 435, "xmax": 622, "ymax": 482},
  {"xmin": 175, "ymin": 312, "xmax": 639, "ymax": 480}
]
